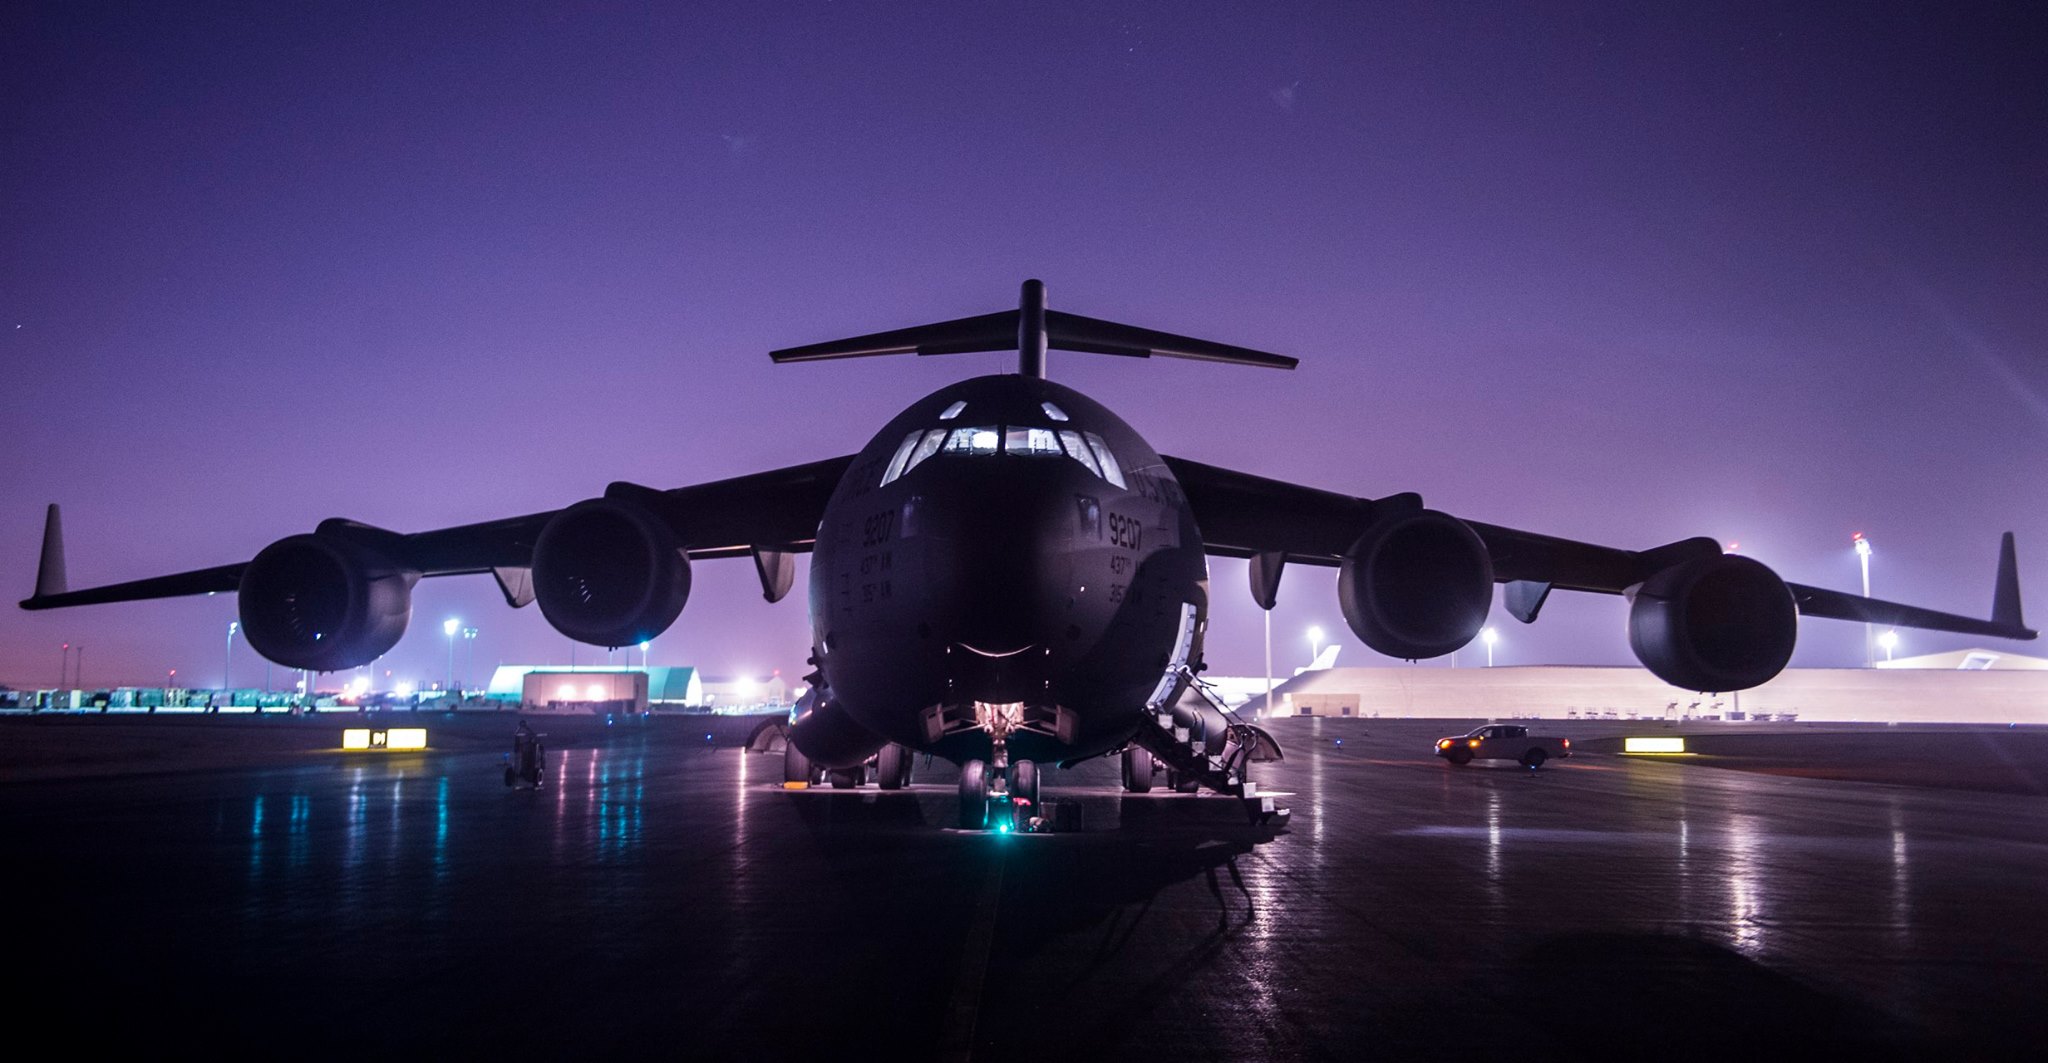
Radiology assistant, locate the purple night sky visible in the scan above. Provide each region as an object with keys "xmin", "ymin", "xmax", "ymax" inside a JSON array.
[{"xmin": 2, "ymin": 2, "xmax": 2043, "ymax": 691}]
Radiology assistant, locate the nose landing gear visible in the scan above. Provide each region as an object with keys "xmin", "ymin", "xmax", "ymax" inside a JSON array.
[{"xmin": 956, "ymin": 702, "xmax": 1047, "ymax": 832}]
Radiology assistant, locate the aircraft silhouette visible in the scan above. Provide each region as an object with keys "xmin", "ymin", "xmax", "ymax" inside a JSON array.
[{"xmin": 24, "ymin": 280, "xmax": 2034, "ymax": 830}]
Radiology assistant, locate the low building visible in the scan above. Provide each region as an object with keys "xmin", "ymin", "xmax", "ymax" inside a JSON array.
[
  {"xmin": 1238, "ymin": 649, "xmax": 2048, "ymax": 725},
  {"xmin": 485, "ymin": 665, "xmax": 703, "ymax": 712}
]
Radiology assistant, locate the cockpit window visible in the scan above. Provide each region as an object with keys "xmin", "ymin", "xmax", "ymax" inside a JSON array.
[
  {"xmin": 1040, "ymin": 402, "xmax": 1069, "ymax": 422},
  {"xmin": 1005, "ymin": 427, "xmax": 1062, "ymax": 456},
  {"xmin": 881, "ymin": 428, "xmax": 949, "ymax": 486},
  {"xmin": 879, "ymin": 421, "xmax": 1129, "ymax": 490},
  {"xmin": 939, "ymin": 400, "xmax": 967, "ymax": 421},
  {"xmin": 944, "ymin": 427, "xmax": 1001, "ymax": 455},
  {"xmin": 1084, "ymin": 432, "xmax": 1125, "ymax": 488},
  {"xmin": 1058, "ymin": 430, "xmax": 1100, "ymax": 477},
  {"xmin": 881, "ymin": 430, "xmax": 922, "ymax": 485}
]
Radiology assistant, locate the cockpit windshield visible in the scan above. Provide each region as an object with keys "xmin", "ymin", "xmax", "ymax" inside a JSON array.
[{"xmin": 878, "ymin": 418, "xmax": 1128, "ymax": 488}]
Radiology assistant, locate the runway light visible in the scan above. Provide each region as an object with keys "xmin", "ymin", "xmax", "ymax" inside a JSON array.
[{"xmin": 1623, "ymin": 736, "xmax": 1687, "ymax": 755}]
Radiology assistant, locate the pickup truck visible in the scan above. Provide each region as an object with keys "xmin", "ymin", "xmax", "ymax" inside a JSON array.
[{"xmin": 1434, "ymin": 725, "xmax": 1571, "ymax": 769}]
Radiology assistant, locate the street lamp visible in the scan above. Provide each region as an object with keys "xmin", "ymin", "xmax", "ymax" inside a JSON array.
[
  {"xmin": 223, "ymin": 621, "xmax": 239, "ymax": 690},
  {"xmin": 1879, "ymin": 629, "xmax": 1899, "ymax": 663},
  {"xmin": 462, "ymin": 627, "xmax": 478, "ymax": 692},
  {"xmin": 1482, "ymin": 627, "xmax": 1499, "ymax": 667},
  {"xmin": 60, "ymin": 642, "xmax": 70, "ymax": 690},
  {"xmin": 443, "ymin": 618, "xmax": 461, "ymax": 693},
  {"xmin": 1853, "ymin": 533, "xmax": 1874, "ymax": 667},
  {"xmin": 1307, "ymin": 625, "xmax": 1325, "ymax": 667},
  {"xmin": 640, "ymin": 640, "xmax": 651, "ymax": 670}
]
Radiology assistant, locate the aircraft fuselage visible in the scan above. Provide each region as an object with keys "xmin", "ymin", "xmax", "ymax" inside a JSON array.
[{"xmin": 809, "ymin": 375, "xmax": 1209, "ymax": 765}]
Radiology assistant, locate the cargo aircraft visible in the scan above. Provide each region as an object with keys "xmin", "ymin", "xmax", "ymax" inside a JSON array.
[{"xmin": 22, "ymin": 281, "xmax": 2036, "ymax": 829}]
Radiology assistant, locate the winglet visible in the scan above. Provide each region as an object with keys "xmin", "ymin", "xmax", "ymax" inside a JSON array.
[
  {"xmin": 1994, "ymin": 532, "xmax": 2026, "ymax": 632},
  {"xmin": 33, "ymin": 504, "xmax": 67, "ymax": 600}
]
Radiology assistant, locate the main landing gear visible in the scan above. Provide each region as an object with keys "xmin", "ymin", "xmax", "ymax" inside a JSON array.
[{"xmin": 781, "ymin": 738, "xmax": 916, "ymax": 790}]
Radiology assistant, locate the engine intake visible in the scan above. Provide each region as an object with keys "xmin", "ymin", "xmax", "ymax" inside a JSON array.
[
  {"xmin": 1628, "ymin": 554, "xmax": 1797, "ymax": 691},
  {"xmin": 239, "ymin": 535, "xmax": 416, "ymax": 672},
  {"xmin": 532, "ymin": 497, "xmax": 691, "ymax": 647},
  {"xmin": 1339, "ymin": 509, "xmax": 1494, "ymax": 659}
]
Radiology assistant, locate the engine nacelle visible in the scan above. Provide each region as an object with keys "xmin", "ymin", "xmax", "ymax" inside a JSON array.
[
  {"xmin": 1338, "ymin": 509, "xmax": 1494, "ymax": 660},
  {"xmin": 786, "ymin": 691, "xmax": 888, "ymax": 769},
  {"xmin": 239, "ymin": 534, "xmax": 416, "ymax": 672},
  {"xmin": 532, "ymin": 497, "xmax": 691, "ymax": 647},
  {"xmin": 1628, "ymin": 554, "xmax": 1797, "ymax": 691}
]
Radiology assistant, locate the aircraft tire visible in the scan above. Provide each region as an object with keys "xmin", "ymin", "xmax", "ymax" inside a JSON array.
[
  {"xmin": 1009, "ymin": 759, "xmax": 1039, "ymax": 814},
  {"xmin": 784, "ymin": 739, "xmax": 815, "ymax": 785},
  {"xmin": 828, "ymin": 765, "xmax": 864, "ymax": 789},
  {"xmin": 959, "ymin": 760, "xmax": 989, "ymax": 830},
  {"xmin": 876, "ymin": 744, "xmax": 909, "ymax": 790},
  {"xmin": 1122, "ymin": 746, "xmax": 1155, "ymax": 793}
]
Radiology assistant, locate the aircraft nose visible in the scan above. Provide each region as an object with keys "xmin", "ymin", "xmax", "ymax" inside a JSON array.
[{"xmin": 926, "ymin": 469, "xmax": 1071, "ymax": 657}]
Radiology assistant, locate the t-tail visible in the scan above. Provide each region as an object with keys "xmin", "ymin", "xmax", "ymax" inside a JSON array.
[{"xmin": 768, "ymin": 279, "xmax": 1298, "ymax": 379}]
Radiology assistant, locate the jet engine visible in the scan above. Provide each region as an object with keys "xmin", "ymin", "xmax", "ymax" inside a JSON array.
[
  {"xmin": 1628, "ymin": 554, "xmax": 1797, "ymax": 691},
  {"xmin": 1338, "ymin": 509, "xmax": 1494, "ymax": 659},
  {"xmin": 786, "ymin": 691, "xmax": 888, "ymax": 769},
  {"xmin": 531, "ymin": 497, "xmax": 691, "ymax": 647},
  {"xmin": 238, "ymin": 534, "xmax": 417, "ymax": 672}
]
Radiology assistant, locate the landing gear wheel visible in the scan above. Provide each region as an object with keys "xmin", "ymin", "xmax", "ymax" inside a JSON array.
[
  {"xmin": 1446, "ymin": 748, "xmax": 1473, "ymax": 766},
  {"xmin": 1168, "ymin": 769, "xmax": 1200, "ymax": 794},
  {"xmin": 784, "ymin": 739, "xmax": 816, "ymax": 785},
  {"xmin": 1521, "ymin": 749, "xmax": 1547, "ymax": 770},
  {"xmin": 828, "ymin": 765, "xmax": 866, "ymax": 789},
  {"xmin": 958, "ymin": 760, "xmax": 989, "ymax": 830},
  {"xmin": 1008, "ymin": 760, "xmax": 1040, "ymax": 827},
  {"xmin": 1122, "ymin": 745, "xmax": 1156, "ymax": 794},
  {"xmin": 876, "ymin": 744, "xmax": 911, "ymax": 791}
]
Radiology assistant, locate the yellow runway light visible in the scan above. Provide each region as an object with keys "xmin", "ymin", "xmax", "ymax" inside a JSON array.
[{"xmin": 1622, "ymin": 736, "xmax": 1687, "ymax": 755}]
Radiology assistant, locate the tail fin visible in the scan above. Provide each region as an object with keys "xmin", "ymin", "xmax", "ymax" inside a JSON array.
[
  {"xmin": 1994, "ymin": 531, "xmax": 2025, "ymax": 631},
  {"xmin": 769, "ymin": 279, "xmax": 1297, "ymax": 378},
  {"xmin": 34, "ymin": 504, "xmax": 67, "ymax": 599}
]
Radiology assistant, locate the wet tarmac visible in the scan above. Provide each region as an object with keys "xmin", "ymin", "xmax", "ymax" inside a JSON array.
[{"xmin": 5, "ymin": 713, "xmax": 2046, "ymax": 1061}]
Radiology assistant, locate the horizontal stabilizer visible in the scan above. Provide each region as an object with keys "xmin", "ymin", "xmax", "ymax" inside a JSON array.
[{"xmin": 770, "ymin": 280, "xmax": 1296, "ymax": 376}]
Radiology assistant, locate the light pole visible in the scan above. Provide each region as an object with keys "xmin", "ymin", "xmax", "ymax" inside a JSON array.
[
  {"xmin": 1307, "ymin": 625, "xmax": 1325, "ymax": 668},
  {"xmin": 60, "ymin": 642, "xmax": 70, "ymax": 690},
  {"xmin": 1482, "ymin": 627, "xmax": 1499, "ymax": 667},
  {"xmin": 443, "ymin": 618, "xmax": 460, "ymax": 693},
  {"xmin": 641, "ymin": 640, "xmax": 651, "ymax": 670},
  {"xmin": 1879, "ymin": 629, "xmax": 1899, "ymax": 663},
  {"xmin": 223, "ymin": 621, "xmax": 239, "ymax": 690},
  {"xmin": 463, "ymin": 627, "xmax": 478, "ymax": 692},
  {"xmin": 1854, "ymin": 533, "xmax": 1874, "ymax": 667}
]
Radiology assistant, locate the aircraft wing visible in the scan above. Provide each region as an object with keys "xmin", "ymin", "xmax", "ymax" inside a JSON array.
[
  {"xmin": 1161, "ymin": 454, "xmax": 2035, "ymax": 641},
  {"xmin": 20, "ymin": 455, "xmax": 855, "ymax": 610}
]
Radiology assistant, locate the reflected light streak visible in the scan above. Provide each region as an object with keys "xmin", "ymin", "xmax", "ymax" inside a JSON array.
[{"xmin": 1724, "ymin": 813, "xmax": 1767, "ymax": 957}]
